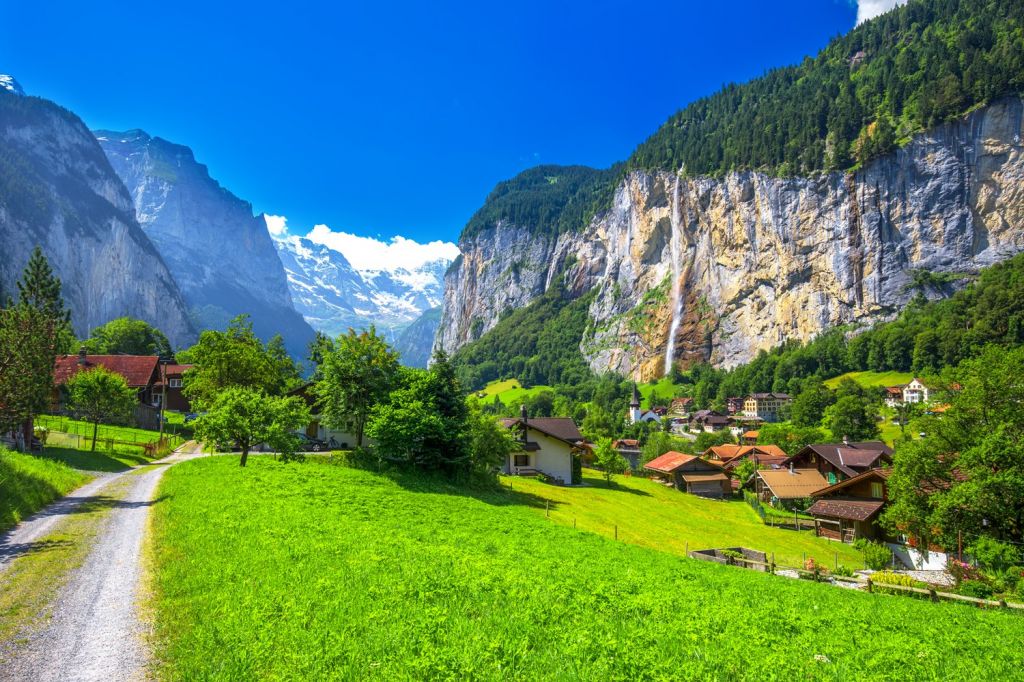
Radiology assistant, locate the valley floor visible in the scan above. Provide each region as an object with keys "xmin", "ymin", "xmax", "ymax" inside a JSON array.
[{"xmin": 146, "ymin": 456, "xmax": 1023, "ymax": 680}]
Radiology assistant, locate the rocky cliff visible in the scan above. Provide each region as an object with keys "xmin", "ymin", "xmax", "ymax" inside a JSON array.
[
  {"xmin": 0, "ymin": 86, "xmax": 196, "ymax": 347},
  {"xmin": 96, "ymin": 130, "xmax": 315, "ymax": 358},
  {"xmin": 437, "ymin": 98, "xmax": 1024, "ymax": 379},
  {"xmin": 394, "ymin": 307, "xmax": 442, "ymax": 368}
]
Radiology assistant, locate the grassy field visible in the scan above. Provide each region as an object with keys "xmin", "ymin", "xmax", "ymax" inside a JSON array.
[
  {"xmin": 473, "ymin": 378, "xmax": 554, "ymax": 404},
  {"xmin": 0, "ymin": 448, "xmax": 91, "ymax": 532},
  {"xmin": 637, "ymin": 377, "xmax": 686, "ymax": 407},
  {"xmin": 506, "ymin": 470, "xmax": 860, "ymax": 568},
  {"xmin": 36, "ymin": 415, "xmax": 187, "ymax": 447},
  {"xmin": 823, "ymin": 370, "xmax": 913, "ymax": 390},
  {"xmin": 148, "ymin": 457, "xmax": 1024, "ymax": 680}
]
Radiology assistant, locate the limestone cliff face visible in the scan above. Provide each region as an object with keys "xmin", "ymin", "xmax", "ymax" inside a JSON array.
[
  {"xmin": 436, "ymin": 98, "xmax": 1024, "ymax": 379},
  {"xmin": 0, "ymin": 89, "xmax": 196, "ymax": 347}
]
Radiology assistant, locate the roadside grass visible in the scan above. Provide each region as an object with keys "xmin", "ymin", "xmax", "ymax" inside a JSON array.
[
  {"xmin": 823, "ymin": 370, "xmax": 913, "ymax": 390},
  {"xmin": 0, "ymin": 475, "xmax": 133, "ymax": 648},
  {"xmin": 36, "ymin": 415, "xmax": 187, "ymax": 448},
  {"xmin": 41, "ymin": 436, "xmax": 153, "ymax": 472},
  {"xmin": 505, "ymin": 469, "xmax": 860, "ymax": 568},
  {"xmin": 148, "ymin": 457, "xmax": 1024, "ymax": 680},
  {"xmin": 0, "ymin": 448, "xmax": 91, "ymax": 533}
]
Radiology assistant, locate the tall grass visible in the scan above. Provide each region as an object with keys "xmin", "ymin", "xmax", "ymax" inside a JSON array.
[
  {"xmin": 0, "ymin": 448, "xmax": 90, "ymax": 532},
  {"xmin": 149, "ymin": 457, "xmax": 1024, "ymax": 680}
]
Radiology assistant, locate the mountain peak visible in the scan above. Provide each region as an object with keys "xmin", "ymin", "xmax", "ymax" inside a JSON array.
[{"xmin": 0, "ymin": 74, "xmax": 24, "ymax": 95}]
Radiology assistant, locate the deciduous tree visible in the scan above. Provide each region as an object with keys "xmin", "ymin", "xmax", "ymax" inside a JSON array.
[
  {"xmin": 84, "ymin": 317, "xmax": 173, "ymax": 358},
  {"xmin": 194, "ymin": 387, "xmax": 310, "ymax": 467},
  {"xmin": 593, "ymin": 437, "xmax": 627, "ymax": 483},
  {"xmin": 64, "ymin": 367, "xmax": 138, "ymax": 452}
]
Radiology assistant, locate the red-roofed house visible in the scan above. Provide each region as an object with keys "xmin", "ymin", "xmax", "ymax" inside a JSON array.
[
  {"xmin": 155, "ymin": 363, "xmax": 194, "ymax": 412},
  {"xmin": 644, "ymin": 451, "xmax": 730, "ymax": 498},
  {"xmin": 53, "ymin": 349, "xmax": 162, "ymax": 428}
]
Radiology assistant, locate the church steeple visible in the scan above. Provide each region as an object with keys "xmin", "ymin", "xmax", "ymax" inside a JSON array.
[
  {"xmin": 629, "ymin": 383, "xmax": 642, "ymax": 424},
  {"xmin": 631, "ymin": 382, "xmax": 641, "ymax": 408}
]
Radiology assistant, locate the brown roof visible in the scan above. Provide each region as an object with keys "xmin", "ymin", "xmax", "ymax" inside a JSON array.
[
  {"xmin": 613, "ymin": 439, "xmax": 639, "ymax": 448},
  {"xmin": 499, "ymin": 418, "xmax": 583, "ymax": 444},
  {"xmin": 162, "ymin": 363, "xmax": 193, "ymax": 376},
  {"xmin": 743, "ymin": 430, "xmax": 760, "ymax": 439},
  {"xmin": 792, "ymin": 442, "xmax": 893, "ymax": 478},
  {"xmin": 681, "ymin": 472, "xmax": 729, "ymax": 483},
  {"xmin": 54, "ymin": 354, "xmax": 159, "ymax": 388},
  {"xmin": 645, "ymin": 451, "xmax": 698, "ymax": 473},
  {"xmin": 756, "ymin": 469, "xmax": 830, "ymax": 499},
  {"xmin": 812, "ymin": 467, "xmax": 891, "ymax": 497},
  {"xmin": 706, "ymin": 444, "xmax": 788, "ymax": 462},
  {"xmin": 806, "ymin": 498, "xmax": 885, "ymax": 522}
]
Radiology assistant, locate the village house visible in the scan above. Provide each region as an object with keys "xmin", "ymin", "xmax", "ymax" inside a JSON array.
[
  {"xmin": 53, "ymin": 349, "xmax": 163, "ymax": 428},
  {"xmin": 500, "ymin": 407, "xmax": 584, "ymax": 484},
  {"xmin": 725, "ymin": 397, "xmax": 744, "ymax": 415},
  {"xmin": 806, "ymin": 468, "xmax": 892, "ymax": 543},
  {"xmin": 754, "ymin": 467, "xmax": 830, "ymax": 507},
  {"xmin": 784, "ymin": 440, "xmax": 893, "ymax": 486},
  {"xmin": 902, "ymin": 378, "xmax": 931, "ymax": 404},
  {"xmin": 669, "ymin": 397, "xmax": 693, "ymax": 416},
  {"xmin": 157, "ymin": 362, "xmax": 193, "ymax": 412},
  {"xmin": 287, "ymin": 384, "xmax": 369, "ymax": 448},
  {"xmin": 705, "ymin": 444, "xmax": 788, "ymax": 471},
  {"xmin": 740, "ymin": 430, "xmax": 759, "ymax": 445},
  {"xmin": 612, "ymin": 438, "xmax": 642, "ymax": 469},
  {"xmin": 742, "ymin": 392, "xmax": 791, "ymax": 422},
  {"xmin": 644, "ymin": 451, "xmax": 730, "ymax": 498},
  {"xmin": 883, "ymin": 386, "xmax": 904, "ymax": 408},
  {"xmin": 688, "ymin": 409, "xmax": 731, "ymax": 433}
]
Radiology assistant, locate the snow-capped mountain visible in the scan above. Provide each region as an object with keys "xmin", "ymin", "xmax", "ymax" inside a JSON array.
[
  {"xmin": 271, "ymin": 229, "xmax": 452, "ymax": 343},
  {"xmin": 0, "ymin": 75, "xmax": 24, "ymax": 95}
]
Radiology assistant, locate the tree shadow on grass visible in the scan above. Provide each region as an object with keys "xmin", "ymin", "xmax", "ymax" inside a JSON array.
[
  {"xmin": 370, "ymin": 466, "xmax": 564, "ymax": 512},
  {"xmin": 579, "ymin": 478, "xmax": 653, "ymax": 497},
  {"xmin": 40, "ymin": 447, "xmax": 146, "ymax": 473},
  {"xmin": 0, "ymin": 538, "xmax": 74, "ymax": 562}
]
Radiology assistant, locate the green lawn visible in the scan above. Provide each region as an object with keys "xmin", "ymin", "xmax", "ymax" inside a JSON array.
[
  {"xmin": 637, "ymin": 377, "xmax": 686, "ymax": 408},
  {"xmin": 42, "ymin": 432, "xmax": 155, "ymax": 472},
  {"xmin": 0, "ymin": 448, "xmax": 91, "ymax": 532},
  {"xmin": 472, "ymin": 378, "xmax": 554, "ymax": 404},
  {"xmin": 36, "ymin": 415, "xmax": 186, "ymax": 447},
  {"xmin": 823, "ymin": 370, "xmax": 913, "ymax": 390},
  {"xmin": 506, "ymin": 469, "xmax": 860, "ymax": 568},
  {"xmin": 148, "ymin": 457, "xmax": 1024, "ymax": 680}
]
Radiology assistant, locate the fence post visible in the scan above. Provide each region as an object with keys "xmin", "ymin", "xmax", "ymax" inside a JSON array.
[
  {"xmin": 866, "ymin": 577, "xmax": 873, "ymax": 593},
  {"xmin": 835, "ymin": 552, "xmax": 838, "ymax": 571},
  {"xmin": 614, "ymin": 525, "xmax": 618, "ymax": 541},
  {"xmin": 573, "ymin": 517, "xmax": 576, "ymax": 529},
  {"xmin": 770, "ymin": 552, "xmax": 775, "ymax": 574},
  {"xmin": 545, "ymin": 500, "xmax": 549, "ymax": 518}
]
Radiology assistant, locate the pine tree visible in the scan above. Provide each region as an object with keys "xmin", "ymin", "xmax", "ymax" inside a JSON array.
[{"xmin": 16, "ymin": 246, "xmax": 74, "ymax": 351}]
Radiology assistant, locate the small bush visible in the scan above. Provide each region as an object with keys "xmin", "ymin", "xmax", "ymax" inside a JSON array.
[
  {"xmin": 948, "ymin": 560, "xmax": 982, "ymax": 586},
  {"xmin": 958, "ymin": 580, "xmax": 994, "ymax": 600},
  {"xmin": 969, "ymin": 537, "xmax": 1022, "ymax": 574},
  {"xmin": 834, "ymin": 565, "xmax": 854, "ymax": 577},
  {"xmin": 872, "ymin": 571, "xmax": 918, "ymax": 588},
  {"xmin": 854, "ymin": 540, "xmax": 892, "ymax": 570}
]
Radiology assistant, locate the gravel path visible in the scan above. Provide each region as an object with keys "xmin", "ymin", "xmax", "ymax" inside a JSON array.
[{"xmin": 0, "ymin": 442, "xmax": 203, "ymax": 682}]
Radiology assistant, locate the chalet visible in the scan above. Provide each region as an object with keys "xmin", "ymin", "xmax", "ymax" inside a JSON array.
[
  {"xmin": 288, "ymin": 384, "xmax": 369, "ymax": 447},
  {"xmin": 883, "ymin": 386, "xmax": 904, "ymax": 408},
  {"xmin": 742, "ymin": 392, "xmax": 791, "ymax": 422},
  {"xmin": 613, "ymin": 438, "xmax": 642, "ymax": 469},
  {"xmin": 500, "ymin": 408, "xmax": 584, "ymax": 484},
  {"xmin": 807, "ymin": 468, "xmax": 892, "ymax": 543},
  {"xmin": 784, "ymin": 441, "xmax": 893, "ymax": 486},
  {"xmin": 902, "ymin": 378, "xmax": 930, "ymax": 404},
  {"xmin": 689, "ymin": 410, "xmax": 730, "ymax": 433},
  {"xmin": 53, "ymin": 349, "xmax": 162, "ymax": 428},
  {"xmin": 669, "ymin": 397, "xmax": 693, "ymax": 415},
  {"xmin": 705, "ymin": 444, "xmax": 788, "ymax": 470},
  {"xmin": 755, "ymin": 467, "xmax": 830, "ymax": 506},
  {"xmin": 725, "ymin": 397, "xmax": 744, "ymax": 415},
  {"xmin": 740, "ymin": 430, "xmax": 759, "ymax": 445},
  {"xmin": 157, "ymin": 363, "xmax": 193, "ymax": 412},
  {"xmin": 644, "ymin": 451, "xmax": 730, "ymax": 498}
]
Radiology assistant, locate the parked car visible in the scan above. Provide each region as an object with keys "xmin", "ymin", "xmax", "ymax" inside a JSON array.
[{"xmin": 296, "ymin": 433, "xmax": 329, "ymax": 452}]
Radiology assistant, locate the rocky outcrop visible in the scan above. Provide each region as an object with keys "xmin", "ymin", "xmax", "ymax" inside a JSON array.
[
  {"xmin": 436, "ymin": 98, "xmax": 1024, "ymax": 379},
  {"xmin": 96, "ymin": 130, "xmax": 315, "ymax": 358},
  {"xmin": 0, "ymin": 88, "xmax": 195, "ymax": 347}
]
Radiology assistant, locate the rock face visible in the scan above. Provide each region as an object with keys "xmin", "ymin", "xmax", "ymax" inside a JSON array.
[
  {"xmin": 436, "ymin": 98, "xmax": 1024, "ymax": 379},
  {"xmin": 272, "ymin": 231, "xmax": 450, "ymax": 343},
  {"xmin": 96, "ymin": 130, "xmax": 315, "ymax": 358},
  {"xmin": 0, "ymin": 88, "xmax": 195, "ymax": 347},
  {"xmin": 393, "ymin": 307, "xmax": 442, "ymax": 368}
]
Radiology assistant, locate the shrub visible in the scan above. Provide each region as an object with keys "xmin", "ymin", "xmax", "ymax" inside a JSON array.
[
  {"xmin": 968, "ymin": 537, "xmax": 1022, "ymax": 573},
  {"xmin": 32, "ymin": 426, "xmax": 48, "ymax": 446},
  {"xmin": 834, "ymin": 565, "xmax": 854, "ymax": 577},
  {"xmin": 330, "ymin": 446, "xmax": 380, "ymax": 471},
  {"xmin": 958, "ymin": 580, "xmax": 994, "ymax": 600},
  {"xmin": 854, "ymin": 540, "xmax": 892, "ymax": 571},
  {"xmin": 872, "ymin": 571, "xmax": 918, "ymax": 588},
  {"xmin": 948, "ymin": 560, "xmax": 982, "ymax": 586}
]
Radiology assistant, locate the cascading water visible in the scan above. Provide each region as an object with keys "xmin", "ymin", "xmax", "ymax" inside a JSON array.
[{"xmin": 664, "ymin": 177, "xmax": 684, "ymax": 376}]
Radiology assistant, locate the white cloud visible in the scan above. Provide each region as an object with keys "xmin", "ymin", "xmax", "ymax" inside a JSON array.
[
  {"xmin": 264, "ymin": 214, "xmax": 289, "ymax": 237},
  {"xmin": 305, "ymin": 224, "xmax": 460, "ymax": 272},
  {"xmin": 856, "ymin": 0, "xmax": 907, "ymax": 25}
]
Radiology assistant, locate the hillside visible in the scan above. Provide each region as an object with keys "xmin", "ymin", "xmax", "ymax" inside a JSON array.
[
  {"xmin": 149, "ymin": 456, "xmax": 1024, "ymax": 679},
  {"xmin": 436, "ymin": 0, "xmax": 1024, "ymax": 381}
]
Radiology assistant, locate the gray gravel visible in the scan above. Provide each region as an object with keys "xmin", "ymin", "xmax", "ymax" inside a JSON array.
[{"xmin": 0, "ymin": 443, "xmax": 203, "ymax": 682}]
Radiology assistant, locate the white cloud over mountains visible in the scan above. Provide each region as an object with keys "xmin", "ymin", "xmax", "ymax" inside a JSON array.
[
  {"xmin": 264, "ymin": 214, "xmax": 460, "ymax": 273},
  {"xmin": 856, "ymin": 0, "xmax": 907, "ymax": 25}
]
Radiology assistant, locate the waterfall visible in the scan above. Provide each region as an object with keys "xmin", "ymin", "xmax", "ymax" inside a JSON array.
[{"xmin": 664, "ymin": 177, "xmax": 684, "ymax": 376}]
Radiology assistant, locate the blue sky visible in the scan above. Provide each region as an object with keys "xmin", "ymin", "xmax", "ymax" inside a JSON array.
[{"xmin": 1, "ymin": 1, "xmax": 896, "ymax": 254}]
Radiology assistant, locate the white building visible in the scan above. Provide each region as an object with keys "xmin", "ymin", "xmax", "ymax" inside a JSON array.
[
  {"xmin": 500, "ymin": 409, "xmax": 584, "ymax": 484},
  {"xmin": 902, "ymin": 378, "xmax": 931, "ymax": 404}
]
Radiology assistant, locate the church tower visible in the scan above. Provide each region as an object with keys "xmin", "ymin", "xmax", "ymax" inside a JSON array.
[{"xmin": 629, "ymin": 383, "xmax": 642, "ymax": 424}]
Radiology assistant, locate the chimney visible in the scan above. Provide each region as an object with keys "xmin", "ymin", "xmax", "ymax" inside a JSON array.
[
  {"xmin": 842, "ymin": 435, "xmax": 849, "ymax": 445},
  {"xmin": 77, "ymin": 346, "xmax": 87, "ymax": 366},
  {"xmin": 789, "ymin": 461, "xmax": 794, "ymax": 475}
]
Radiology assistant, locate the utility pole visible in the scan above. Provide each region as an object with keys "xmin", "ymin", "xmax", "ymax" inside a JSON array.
[{"xmin": 158, "ymin": 360, "xmax": 166, "ymax": 445}]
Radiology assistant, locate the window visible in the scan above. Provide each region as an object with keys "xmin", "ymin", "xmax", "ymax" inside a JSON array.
[
  {"xmin": 513, "ymin": 454, "xmax": 529, "ymax": 467},
  {"xmin": 168, "ymin": 378, "xmax": 182, "ymax": 388},
  {"xmin": 870, "ymin": 482, "xmax": 884, "ymax": 499}
]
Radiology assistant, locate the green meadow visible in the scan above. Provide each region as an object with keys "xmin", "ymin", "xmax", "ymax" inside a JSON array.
[
  {"xmin": 823, "ymin": 371, "xmax": 914, "ymax": 390},
  {"xmin": 0, "ymin": 448, "xmax": 90, "ymax": 532},
  {"xmin": 148, "ymin": 456, "xmax": 1024, "ymax": 680},
  {"xmin": 474, "ymin": 378, "xmax": 554, "ymax": 404}
]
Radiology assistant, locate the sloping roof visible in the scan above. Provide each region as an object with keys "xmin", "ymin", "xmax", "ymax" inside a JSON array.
[
  {"xmin": 806, "ymin": 498, "xmax": 885, "ymax": 522},
  {"xmin": 500, "ymin": 418, "xmax": 583, "ymax": 445},
  {"xmin": 812, "ymin": 467, "xmax": 891, "ymax": 498},
  {"xmin": 681, "ymin": 472, "xmax": 729, "ymax": 483},
  {"xmin": 793, "ymin": 442, "xmax": 893, "ymax": 478},
  {"xmin": 747, "ymin": 392, "xmax": 791, "ymax": 400},
  {"xmin": 645, "ymin": 451, "xmax": 697, "ymax": 473},
  {"xmin": 756, "ymin": 469, "xmax": 830, "ymax": 499},
  {"xmin": 708, "ymin": 444, "xmax": 745, "ymax": 460},
  {"xmin": 743, "ymin": 430, "xmax": 760, "ymax": 439},
  {"xmin": 162, "ymin": 363, "xmax": 193, "ymax": 376},
  {"xmin": 707, "ymin": 444, "xmax": 789, "ymax": 463},
  {"xmin": 54, "ymin": 354, "xmax": 159, "ymax": 388}
]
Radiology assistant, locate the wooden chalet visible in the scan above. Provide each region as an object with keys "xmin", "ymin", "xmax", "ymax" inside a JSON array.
[
  {"xmin": 156, "ymin": 363, "xmax": 193, "ymax": 412},
  {"xmin": 53, "ymin": 349, "xmax": 162, "ymax": 428},
  {"xmin": 754, "ymin": 467, "xmax": 830, "ymax": 505},
  {"xmin": 644, "ymin": 451, "xmax": 730, "ymax": 498},
  {"xmin": 612, "ymin": 438, "xmax": 641, "ymax": 469},
  {"xmin": 784, "ymin": 441, "xmax": 893, "ymax": 486},
  {"xmin": 807, "ymin": 468, "xmax": 892, "ymax": 543},
  {"xmin": 704, "ymin": 444, "xmax": 788, "ymax": 470}
]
